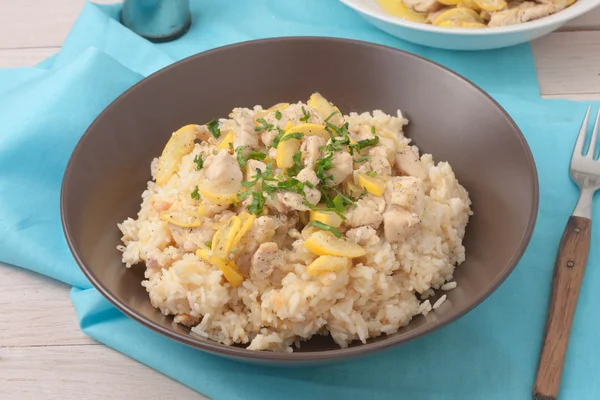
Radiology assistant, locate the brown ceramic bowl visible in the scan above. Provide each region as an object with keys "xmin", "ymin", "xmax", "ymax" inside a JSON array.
[{"xmin": 61, "ymin": 37, "xmax": 538, "ymax": 363}]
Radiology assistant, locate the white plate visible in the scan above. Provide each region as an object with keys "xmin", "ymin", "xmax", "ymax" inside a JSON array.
[{"xmin": 340, "ymin": 0, "xmax": 600, "ymax": 50}]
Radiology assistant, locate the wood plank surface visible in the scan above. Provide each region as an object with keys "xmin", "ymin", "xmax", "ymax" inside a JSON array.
[{"xmin": 1, "ymin": 0, "xmax": 599, "ymax": 399}]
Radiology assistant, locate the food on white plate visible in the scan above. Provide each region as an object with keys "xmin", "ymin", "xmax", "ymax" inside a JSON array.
[
  {"xmin": 117, "ymin": 92, "xmax": 472, "ymax": 352},
  {"xmin": 377, "ymin": 0, "xmax": 576, "ymax": 28}
]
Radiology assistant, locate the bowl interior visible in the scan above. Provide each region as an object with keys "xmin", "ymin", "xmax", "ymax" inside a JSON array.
[{"xmin": 61, "ymin": 37, "xmax": 537, "ymax": 362}]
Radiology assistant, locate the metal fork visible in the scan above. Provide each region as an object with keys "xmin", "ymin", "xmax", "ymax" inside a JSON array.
[{"xmin": 534, "ymin": 107, "xmax": 600, "ymax": 400}]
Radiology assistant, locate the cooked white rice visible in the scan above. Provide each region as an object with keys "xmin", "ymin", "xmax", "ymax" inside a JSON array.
[{"xmin": 117, "ymin": 94, "xmax": 472, "ymax": 352}]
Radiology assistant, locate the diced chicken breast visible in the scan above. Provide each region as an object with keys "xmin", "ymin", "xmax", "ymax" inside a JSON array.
[
  {"xmin": 300, "ymin": 136, "xmax": 326, "ymax": 168},
  {"xmin": 145, "ymin": 246, "xmax": 182, "ymax": 269},
  {"xmin": 488, "ymin": 0, "xmax": 564, "ymax": 26},
  {"xmin": 345, "ymin": 226, "xmax": 380, "ymax": 247},
  {"xmin": 204, "ymin": 150, "xmax": 243, "ymax": 194},
  {"xmin": 261, "ymin": 130, "xmax": 278, "ymax": 148},
  {"xmin": 296, "ymin": 168, "xmax": 319, "ymax": 186},
  {"xmin": 277, "ymin": 192, "xmax": 309, "ymax": 211},
  {"xmin": 246, "ymin": 159, "xmax": 266, "ymax": 181},
  {"xmin": 386, "ymin": 176, "xmax": 425, "ymax": 216},
  {"xmin": 199, "ymin": 201, "xmax": 229, "ymax": 218},
  {"xmin": 168, "ymin": 224, "xmax": 215, "ymax": 252},
  {"xmin": 250, "ymin": 242, "xmax": 281, "ymax": 283},
  {"xmin": 296, "ymin": 168, "xmax": 321, "ymax": 205},
  {"xmin": 329, "ymin": 151, "xmax": 354, "ymax": 185},
  {"xmin": 383, "ymin": 209, "xmax": 421, "ymax": 243},
  {"xmin": 395, "ymin": 145, "xmax": 427, "ymax": 180},
  {"xmin": 343, "ymin": 194, "xmax": 386, "ymax": 229},
  {"xmin": 265, "ymin": 194, "xmax": 289, "ymax": 213},
  {"xmin": 368, "ymin": 146, "xmax": 392, "ymax": 176},
  {"xmin": 230, "ymin": 107, "xmax": 259, "ymax": 150},
  {"xmin": 195, "ymin": 124, "xmax": 214, "ymax": 142},
  {"xmin": 403, "ymin": 0, "xmax": 441, "ymax": 13},
  {"xmin": 252, "ymin": 216, "xmax": 276, "ymax": 243}
]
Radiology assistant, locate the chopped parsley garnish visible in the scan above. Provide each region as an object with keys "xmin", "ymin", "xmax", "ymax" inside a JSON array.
[
  {"xmin": 367, "ymin": 171, "xmax": 377, "ymax": 177},
  {"xmin": 254, "ymin": 118, "xmax": 274, "ymax": 132},
  {"xmin": 205, "ymin": 241, "xmax": 212, "ymax": 248},
  {"xmin": 371, "ymin": 126, "xmax": 376, "ymax": 134},
  {"xmin": 355, "ymin": 156, "xmax": 370, "ymax": 163},
  {"xmin": 280, "ymin": 132, "xmax": 304, "ymax": 142},
  {"xmin": 191, "ymin": 185, "xmax": 200, "ymax": 200},
  {"xmin": 242, "ymin": 162, "xmax": 276, "ymax": 188},
  {"xmin": 206, "ymin": 119, "xmax": 221, "ymax": 139},
  {"xmin": 286, "ymin": 151, "xmax": 303, "ymax": 176},
  {"xmin": 325, "ymin": 111, "xmax": 339, "ymax": 123},
  {"xmin": 235, "ymin": 146, "xmax": 249, "ymax": 167},
  {"xmin": 308, "ymin": 220, "xmax": 342, "ymax": 238},
  {"xmin": 236, "ymin": 145, "xmax": 267, "ymax": 169},
  {"xmin": 354, "ymin": 136, "xmax": 380, "ymax": 152},
  {"xmin": 271, "ymin": 127, "xmax": 286, "ymax": 148},
  {"xmin": 248, "ymin": 191, "xmax": 267, "ymax": 215},
  {"xmin": 274, "ymin": 110, "xmax": 282, "ymax": 120},
  {"xmin": 277, "ymin": 178, "xmax": 306, "ymax": 196},
  {"xmin": 248, "ymin": 152, "xmax": 267, "ymax": 162},
  {"xmin": 300, "ymin": 106, "xmax": 311, "ymax": 122},
  {"xmin": 193, "ymin": 154, "xmax": 204, "ymax": 170},
  {"xmin": 332, "ymin": 194, "xmax": 347, "ymax": 215},
  {"xmin": 315, "ymin": 152, "xmax": 334, "ymax": 182}
]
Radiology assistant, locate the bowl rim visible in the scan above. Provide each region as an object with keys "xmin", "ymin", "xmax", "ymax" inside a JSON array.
[
  {"xmin": 340, "ymin": 0, "xmax": 600, "ymax": 36},
  {"xmin": 61, "ymin": 36, "xmax": 539, "ymax": 362}
]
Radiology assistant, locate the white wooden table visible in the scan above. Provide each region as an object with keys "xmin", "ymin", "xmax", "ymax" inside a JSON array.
[{"xmin": 0, "ymin": 1, "xmax": 599, "ymax": 399}]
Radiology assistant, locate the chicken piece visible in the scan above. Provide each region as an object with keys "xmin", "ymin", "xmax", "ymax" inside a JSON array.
[
  {"xmin": 266, "ymin": 194, "xmax": 290, "ymax": 213},
  {"xmin": 274, "ymin": 168, "xmax": 321, "ymax": 212},
  {"xmin": 403, "ymin": 0, "xmax": 441, "ymax": 13},
  {"xmin": 488, "ymin": 0, "xmax": 563, "ymax": 26},
  {"xmin": 237, "ymin": 216, "xmax": 277, "ymax": 275},
  {"xmin": 277, "ymin": 192, "xmax": 309, "ymax": 211},
  {"xmin": 230, "ymin": 107, "xmax": 260, "ymax": 150},
  {"xmin": 252, "ymin": 216, "xmax": 276, "ymax": 243},
  {"xmin": 345, "ymin": 226, "xmax": 381, "ymax": 247},
  {"xmin": 145, "ymin": 246, "xmax": 182, "ymax": 269},
  {"xmin": 343, "ymin": 194, "xmax": 386, "ymax": 229},
  {"xmin": 204, "ymin": 149, "xmax": 243, "ymax": 194},
  {"xmin": 246, "ymin": 159, "xmax": 266, "ymax": 181},
  {"xmin": 272, "ymin": 214, "xmax": 298, "ymax": 241},
  {"xmin": 368, "ymin": 146, "xmax": 392, "ymax": 176},
  {"xmin": 395, "ymin": 145, "xmax": 427, "ymax": 180},
  {"xmin": 199, "ymin": 201, "xmax": 229, "ymax": 218},
  {"xmin": 329, "ymin": 151, "xmax": 354, "ymax": 185},
  {"xmin": 286, "ymin": 103, "xmax": 325, "ymax": 125},
  {"xmin": 386, "ymin": 176, "xmax": 425, "ymax": 216},
  {"xmin": 195, "ymin": 124, "xmax": 214, "ymax": 142},
  {"xmin": 168, "ymin": 224, "xmax": 215, "ymax": 252},
  {"xmin": 383, "ymin": 209, "xmax": 421, "ymax": 243},
  {"xmin": 296, "ymin": 168, "xmax": 321, "ymax": 205},
  {"xmin": 300, "ymin": 135, "xmax": 326, "ymax": 168},
  {"xmin": 251, "ymin": 242, "xmax": 282, "ymax": 283}
]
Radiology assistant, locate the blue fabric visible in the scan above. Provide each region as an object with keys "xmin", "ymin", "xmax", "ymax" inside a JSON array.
[{"xmin": 0, "ymin": 1, "xmax": 598, "ymax": 399}]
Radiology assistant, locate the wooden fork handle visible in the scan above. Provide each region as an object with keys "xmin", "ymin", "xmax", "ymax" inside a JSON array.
[{"xmin": 533, "ymin": 216, "xmax": 592, "ymax": 400}]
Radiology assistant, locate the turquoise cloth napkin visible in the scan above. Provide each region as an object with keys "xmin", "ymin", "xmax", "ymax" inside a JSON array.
[{"xmin": 1, "ymin": 1, "xmax": 599, "ymax": 399}]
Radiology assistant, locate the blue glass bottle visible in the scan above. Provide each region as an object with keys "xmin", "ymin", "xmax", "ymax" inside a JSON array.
[{"xmin": 121, "ymin": 0, "xmax": 191, "ymax": 42}]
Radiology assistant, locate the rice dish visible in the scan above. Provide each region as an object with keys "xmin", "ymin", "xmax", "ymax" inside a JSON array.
[{"xmin": 117, "ymin": 93, "xmax": 472, "ymax": 352}]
